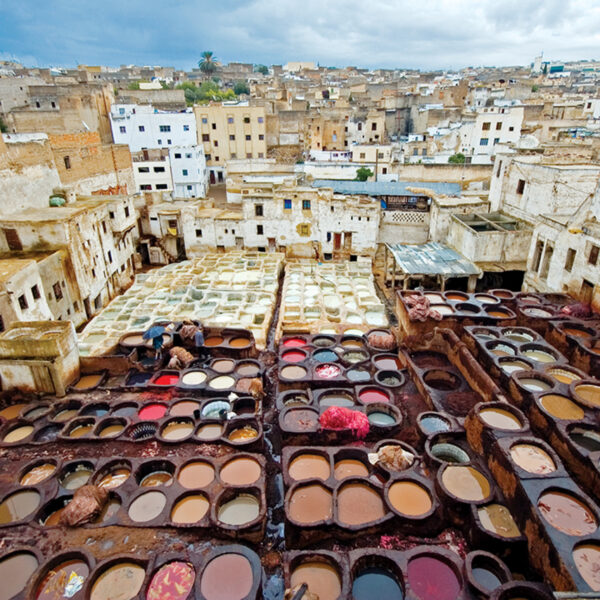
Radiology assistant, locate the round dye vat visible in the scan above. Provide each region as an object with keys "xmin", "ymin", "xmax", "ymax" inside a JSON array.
[
  {"xmin": 521, "ymin": 349, "xmax": 556, "ymax": 363},
  {"xmin": 178, "ymin": 461, "xmax": 215, "ymax": 489},
  {"xmin": 431, "ymin": 304, "xmax": 454, "ymax": 316},
  {"xmin": 202, "ymin": 400, "xmax": 230, "ymax": 419},
  {"xmin": 570, "ymin": 428, "xmax": 600, "ymax": 452},
  {"xmin": 23, "ymin": 406, "xmax": 49, "ymax": 420},
  {"xmin": 196, "ymin": 423, "xmax": 223, "ymax": 441},
  {"xmin": 200, "ymin": 553, "xmax": 254, "ymax": 600},
  {"xmin": 523, "ymin": 307, "xmax": 553, "ymax": 318},
  {"xmin": 171, "ymin": 494, "xmax": 209, "ymax": 524},
  {"xmin": 0, "ymin": 552, "xmax": 39, "ymax": 599},
  {"xmin": 315, "ymin": 364, "xmax": 341, "ymax": 379},
  {"xmin": 359, "ymin": 388, "xmax": 389, "ymax": 404},
  {"xmin": 334, "ymin": 459, "xmax": 368, "ymax": 480},
  {"xmin": 500, "ymin": 360, "xmax": 531, "ymax": 374},
  {"xmin": 281, "ymin": 365, "xmax": 308, "ymax": 380},
  {"xmin": 419, "ymin": 415, "xmax": 451, "ymax": 435},
  {"xmin": 180, "ymin": 370, "xmax": 207, "ymax": 386},
  {"xmin": 374, "ymin": 355, "xmax": 401, "ymax": 370},
  {"xmin": 487, "ymin": 310, "xmax": 511, "ymax": 318},
  {"xmin": 140, "ymin": 470, "xmax": 172, "ymax": 487},
  {"xmin": 61, "ymin": 466, "xmax": 92, "ymax": 490},
  {"xmin": 0, "ymin": 489, "xmax": 40, "ymax": 524},
  {"xmin": 563, "ymin": 326, "xmax": 593, "ymax": 338},
  {"xmin": 53, "ymin": 408, "xmax": 79, "ymax": 422},
  {"xmin": 153, "ymin": 373, "xmax": 179, "ymax": 386},
  {"xmin": 337, "ymin": 483, "xmax": 386, "ymax": 525},
  {"xmin": 352, "ymin": 567, "xmax": 403, "ymax": 600},
  {"xmin": 73, "ymin": 373, "xmax": 103, "ymax": 390},
  {"xmin": 138, "ymin": 403, "xmax": 167, "ymax": 420},
  {"xmin": 212, "ymin": 359, "xmax": 235, "ymax": 373},
  {"xmin": 407, "ymin": 556, "xmax": 460, "ymax": 600},
  {"xmin": 504, "ymin": 330, "xmax": 534, "ymax": 343},
  {"xmin": 230, "ymin": 336, "xmax": 251, "ymax": 348},
  {"xmin": 490, "ymin": 344, "xmax": 515, "ymax": 357},
  {"xmin": 289, "ymin": 484, "xmax": 333, "ymax": 524},
  {"xmin": 369, "ymin": 411, "xmax": 396, "ymax": 426},
  {"xmin": 347, "ymin": 368, "xmax": 370, "ymax": 382},
  {"xmin": 344, "ymin": 350, "xmax": 368, "ymax": 364},
  {"xmin": 573, "ymin": 544, "xmax": 600, "ymax": 591},
  {"xmin": 20, "ymin": 463, "xmax": 56, "ymax": 486},
  {"xmin": 510, "ymin": 444, "xmax": 556, "ymax": 474},
  {"xmin": 162, "ymin": 421, "xmax": 194, "ymax": 441},
  {"xmin": 229, "ymin": 425, "xmax": 258, "ymax": 442},
  {"xmin": 3, "ymin": 425, "xmax": 33, "ymax": 443},
  {"xmin": 98, "ymin": 423, "xmax": 125, "ymax": 438},
  {"xmin": 547, "ymin": 368, "xmax": 581, "ymax": 385},
  {"xmin": 90, "ymin": 563, "xmax": 145, "ymax": 600},
  {"xmin": 170, "ymin": 401, "xmax": 201, "ymax": 417},
  {"xmin": 472, "ymin": 567, "xmax": 503, "ymax": 592},
  {"xmin": 282, "ymin": 350, "xmax": 306, "ymax": 363},
  {"xmin": 95, "ymin": 497, "xmax": 121, "ymax": 523},
  {"xmin": 147, "ymin": 561, "xmax": 195, "ymax": 600},
  {"xmin": 289, "ymin": 454, "xmax": 331, "ymax": 481},
  {"xmin": 283, "ymin": 337, "xmax": 307, "ymax": 348},
  {"xmin": 80, "ymin": 405, "xmax": 108, "ymax": 418},
  {"xmin": 446, "ymin": 292, "xmax": 468, "ymax": 301},
  {"xmin": 120, "ymin": 333, "xmax": 146, "ymax": 347},
  {"xmin": 519, "ymin": 378, "xmax": 552, "ymax": 392},
  {"xmin": 477, "ymin": 504, "xmax": 520, "ymax": 538},
  {"xmin": 319, "ymin": 392, "xmax": 355, "ymax": 408},
  {"xmin": 98, "ymin": 468, "xmax": 130, "ymax": 490},
  {"xmin": 111, "ymin": 404, "xmax": 137, "ymax": 418},
  {"xmin": 220, "ymin": 457, "xmax": 261, "ymax": 486},
  {"xmin": 574, "ymin": 384, "xmax": 600, "ymax": 408},
  {"xmin": 283, "ymin": 409, "xmax": 319, "ymax": 432},
  {"xmin": 44, "ymin": 503, "xmax": 66, "ymax": 527},
  {"xmin": 69, "ymin": 423, "xmax": 93, "ymax": 438},
  {"xmin": 290, "ymin": 561, "xmax": 341, "ymax": 600},
  {"xmin": 441, "ymin": 466, "xmax": 491, "ymax": 502},
  {"xmin": 128, "ymin": 491, "xmax": 166, "ymax": 522},
  {"xmin": 538, "ymin": 491, "xmax": 597, "ymax": 536},
  {"xmin": 431, "ymin": 443, "xmax": 470, "ymax": 464},
  {"xmin": 208, "ymin": 375, "xmax": 235, "ymax": 390},
  {"xmin": 0, "ymin": 403, "xmax": 27, "ymax": 420},
  {"xmin": 204, "ymin": 336, "xmax": 224, "ymax": 347},
  {"xmin": 36, "ymin": 558, "xmax": 89, "ymax": 599},
  {"xmin": 388, "ymin": 481, "xmax": 432, "ymax": 517},
  {"xmin": 313, "ymin": 349, "xmax": 339, "ymax": 364},
  {"xmin": 218, "ymin": 494, "xmax": 260, "ymax": 525},
  {"xmin": 236, "ymin": 362, "xmax": 260, "ymax": 377},
  {"xmin": 539, "ymin": 394, "xmax": 584, "ymax": 421},
  {"xmin": 479, "ymin": 408, "xmax": 522, "ymax": 430}
]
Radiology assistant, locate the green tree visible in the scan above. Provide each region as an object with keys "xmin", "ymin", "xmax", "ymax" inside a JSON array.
[
  {"xmin": 0, "ymin": 116, "xmax": 7, "ymax": 133},
  {"xmin": 255, "ymin": 64, "xmax": 268, "ymax": 75},
  {"xmin": 160, "ymin": 80, "xmax": 170, "ymax": 90},
  {"xmin": 233, "ymin": 80, "xmax": 250, "ymax": 95},
  {"xmin": 127, "ymin": 81, "xmax": 140, "ymax": 90},
  {"xmin": 177, "ymin": 80, "xmax": 236, "ymax": 106},
  {"xmin": 355, "ymin": 167, "xmax": 373, "ymax": 181},
  {"xmin": 531, "ymin": 84, "xmax": 539, "ymax": 92},
  {"xmin": 448, "ymin": 153, "xmax": 466, "ymax": 164},
  {"xmin": 198, "ymin": 51, "xmax": 218, "ymax": 74}
]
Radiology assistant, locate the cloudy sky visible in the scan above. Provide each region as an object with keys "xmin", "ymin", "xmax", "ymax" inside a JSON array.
[{"xmin": 1, "ymin": 0, "xmax": 599, "ymax": 71}]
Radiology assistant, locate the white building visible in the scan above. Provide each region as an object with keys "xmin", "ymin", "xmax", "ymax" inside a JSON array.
[
  {"xmin": 133, "ymin": 154, "xmax": 173, "ymax": 193},
  {"xmin": 169, "ymin": 146, "xmax": 208, "ymax": 198},
  {"xmin": 110, "ymin": 104, "xmax": 197, "ymax": 152}
]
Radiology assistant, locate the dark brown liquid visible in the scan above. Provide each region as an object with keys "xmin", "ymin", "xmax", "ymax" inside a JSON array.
[
  {"xmin": 337, "ymin": 483, "xmax": 386, "ymax": 525},
  {"xmin": 289, "ymin": 484, "xmax": 333, "ymax": 524}
]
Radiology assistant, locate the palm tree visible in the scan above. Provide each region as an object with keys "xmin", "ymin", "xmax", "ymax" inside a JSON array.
[{"xmin": 198, "ymin": 51, "xmax": 218, "ymax": 74}]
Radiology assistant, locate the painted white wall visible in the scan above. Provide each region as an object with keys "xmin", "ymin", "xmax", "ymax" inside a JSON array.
[{"xmin": 169, "ymin": 145, "xmax": 207, "ymax": 198}]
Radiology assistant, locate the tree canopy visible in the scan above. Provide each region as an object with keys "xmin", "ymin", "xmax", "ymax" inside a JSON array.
[
  {"xmin": 199, "ymin": 51, "xmax": 218, "ymax": 74},
  {"xmin": 177, "ymin": 81, "xmax": 236, "ymax": 105},
  {"xmin": 355, "ymin": 167, "xmax": 373, "ymax": 181},
  {"xmin": 255, "ymin": 64, "xmax": 268, "ymax": 75},
  {"xmin": 233, "ymin": 80, "xmax": 250, "ymax": 95},
  {"xmin": 448, "ymin": 153, "xmax": 466, "ymax": 164}
]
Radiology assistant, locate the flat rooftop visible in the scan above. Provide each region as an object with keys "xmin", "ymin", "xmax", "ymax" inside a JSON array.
[{"xmin": 312, "ymin": 179, "xmax": 462, "ymax": 197}]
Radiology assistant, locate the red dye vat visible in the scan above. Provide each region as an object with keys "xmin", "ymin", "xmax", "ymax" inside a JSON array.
[
  {"xmin": 407, "ymin": 555, "xmax": 461, "ymax": 600},
  {"xmin": 282, "ymin": 350, "xmax": 306, "ymax": 363},
  {"xmin": 147, "ymin": 561, "xmax": 195, "ymax": 600},
  {"xmin": 154, "ymin": 374, "xmax": 179, "ymax": 386},
  {"xmin": 283, "ymin": 337, "xmax": 306, "ymax": 348},
  {"xmin": 315, "ymin": 364, "xmax": 341, "ymax": 378},
  {"xmin": 139, "ymin": 403, "xmax": 167, "ymax": 420},
  {"xmin": 359, "ymin": 388, "xmax": 390, "ymax": 404}
]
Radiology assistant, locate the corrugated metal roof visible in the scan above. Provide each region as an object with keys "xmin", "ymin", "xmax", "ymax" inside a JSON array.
[
  {"xmin": 386, "ymin": 242, "xmax": 481, "ymax": 277},
  {"xmin": 312, "ymin": 179, "xmax": 461, "ymax": 197}
]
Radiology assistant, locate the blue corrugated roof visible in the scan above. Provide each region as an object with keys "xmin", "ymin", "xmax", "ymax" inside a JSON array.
[
  {"xmin": 312, "ymin": 179, "xmax": 461, "ymax": 197},
  {"xmin": 386, "ymin": 242, "xmax": 480, "ymax": 277}
]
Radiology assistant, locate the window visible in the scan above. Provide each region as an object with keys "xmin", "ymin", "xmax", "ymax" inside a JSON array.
[
  {"xmin": 202, "ymin": 134, "xmax": 210, "ymax": 142},
  {"xmin": 183, "ymin": 125, "xmax": 190, "ymax": 131},
  {"xmin": 255, "ymin": 205, "xmax": 264, "ymax": 217},
  {"xmin": 18, "ymin": 295, "xmax": 28, "ymax": 310},
  {"xmin": 154, "ymin": 166, "xmax": 166, "ymax": 173},
  {"xmin": 227, "ymin": 117, "xmax": 234, "ymax": 124},
  {"xmin": 168, "ymin": 220, "xmax": 177, "ymax": 229},
  {"xmin": 246, "ymin": 153, "xmax": 252, "ymax": 158},
  {"xmin": 496, "ymin": 160, "xmax": 502, "ymax": 178},
  {"xmin": 358, "ymin": 123, "xmax": 362, "ymax": 131},
  {"xmin": 371, "ymin": 123, "xmax": 377, "ymax": 131},
  {"xmin": 174, "ymin": 153, "xmax": 182, "ymax": 159},
  {"xmin": 64, "ymin": 156, "xmax": 71, "ymax": 169},
  {"xmin": 229, "ymin": 134, "xmax": 235, "ymax": 140},
  {"xmin": 378, "ymin": 152, "xmax": 384, "ymax": 159},
  {"xmin": 493, "ymin": 138, "xmax": 500, "ymax": 144},
  {"xmin": 215, "ymin": 157, "xmax": 219, "ymax": 162},
  {"xmin": 259, "ymin": 134, "xmax": 264, "ymax": 140},
  {"xmin": 157, "ymin": 139, "xmax": 162, "ymax": 145},
  {"xmin": 31, "ymin": 285, "xmax": 40, "ymax": 300},
  {"xmin": 187, "ymin": 185, "xmax": 192, "ymax": 191},
  {"xmin": 496, "ymin": 122, "xmax": 502, "ymax": 130},
  {"xmin": 299, "ymin": 224, "xmax": 310, "ymax": 236},
  {"xmin": 245, "ymin": 135, "xmax": 251, "ymax": 141},
  {"xmin": 138, "ymin": 166, "xmax": 150, "ymax": 173},
  {"xmin": 327, "ymin": 232, "xmax": 332, "ymax": 242},
  {"xmin": 196, "ymin": 229, "xmax": 202, "ymax": 237},
  {"xmin": 258, "ymin": 117, "xmax": 264, "ymax": 123},
  {"xmin": 156, "ymin": 184, "xmax": 168, "ymax": 190},
  {"xmin": 53, "ymin": 282, "xmax": 63, "ymax": 301},
  {"xmin": 480, "ymin": 138, "xmax": 489, "ymax": 146},
  {"xmin": 257, "ymin": 225, "xmax": 264, "ymax": 235},
  {"xmin": 119, "ymin": 126, "xmax": 126, "ymax": 134},
  {"xmin": 214, "ymin": 140, "xmax": 218, "ymax": 147},
  {"xmin": 186, "ymin": 153, "xmax": 192, "ymax": 158},
  {"xmin": 125, "ymin": 206, "xmax": 130, "ymax": 218},
  {"xmin": 589, "ymin": 244, "xmax": 599, "ymax": 266},
  {"xmin": 244, "ymin": 117, "xmax": 250, "ymax": 123},
  {"xmin": 509, "ymin": 126, "xmax": 514, "ymax": 131},
  {"xmin": 73, "ymin": 301, "xmax": 79, "ymax": 313},
  {"xmin": 482, "ymin": 122, "xmax": 491, "ymax": 130},
  {"xmin": 182, "ymin": 169, "xmax": 188, "ymax": 176},
  {"xmin": 231, "ymin": 153, "xmax": 237, "ymax": 159},
  {"xmin": 302, "ymin": 200, "xmax": 311, "ymax": 210},
  {"xmin": 360, "ymin": 152, "xmax": 366, "ymax": 159},
  {"xmin": 35, "ymin": 101, "xmax": 40, "ymax": 108},
  {"xmin": 102, "ymin": 221, "xmax": 107, "ymax": 234},
  {"xmin": 284, "ymin": 199, "xmax": 292, "ymax": 210},
  {"xmin": 159, "ymin": 125, "xmax": 171, "ymax": 132},
  {"xmin": 532, "ymin": 239, "xmax": 544, "ymax": 273},
  {"xmin": 258, "ymin": 152, "xmax": 264, "ymax": 158},
  {"xmin": 140, "ymin": 184, "xmax": 152, "ymax": 190},
  {"xmin": 4, "ymin": 229, "xmax": 22, "ymax": 251},
  {"xmin": 212, "ymin": 123, "xmax": 216, "ymax": 130},
  {"xmin": 108, "ymin": 251, "xmax": 113, "ymax": 263},
  {"xmin": 138, "ymin": 125, "xmax": 145, "ymax": 132},
  {"xmin": 167, "ymin": 139, "xmax": 172, "ymax": 145},
  {"xmin": 202, "ymin": 117, "xmax": 208, "ymax": 124},
  {"xmin": 516, "ymin": 179, "xmax": 525, "ymax": 194},
  {"xmin": 565, "ymin": 248, "xmax": 577, "ymax": 272}
]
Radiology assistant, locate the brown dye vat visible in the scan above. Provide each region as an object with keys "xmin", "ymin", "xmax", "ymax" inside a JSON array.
[
  {"xmin": 574, "ymin": 384, "xmax": 600, "ymax": 408},
  {"xmin": 289, "ymin": 484, "xmax": 333, "ymax": 524},
  {"xmin": 281, "ymin": 365, "xmax": 308, "ymax": 379},
  {"xmin": 230, "ymin": 337, "xmax": 251, "ymax": 348},
  {"xmin": 120, "ymin": 333, "xmax": 146, "ymax": 346},
  {"xmin": 228, "ymin": 426, "xmax": 258, "ymax": 442},
  {"xmin": 53, "ymin": 409, "xmax": 79, "ymax": 422},
  {"xmin": 0, "ymin": 552, "xmax": 39, "ymax": 599},
  {"xmin": 98, "ymin": 468, "xmax": 130, "ymax": 490},
  {"xmin": 140, "ymin": 471, "xmax": 172, "ymax": 487},
  {"xmin": 479, "ymin": 408, "xmax": 522, "ymax": 430},
  {"xmin": 171, "ymin": 494, "xmax": 210, "ymax": 524},
  {"xmin": 0, "ymin": 489, "xmax": 40, "ymax": 523},
  {"xmin": 162, "ymin": 421, "xmax": 194, "ymax": 441},
  {"xmin": 538, "ymin": 394, "xmax": 584, "ymax": 420},
  {"xmin": 478, "ymin": 504, "xmax": 521, "ymax": 538},
  {"xmin": 212, "ymin": 359, "xmax": 235, "ymax": 373},
  {"xmin": 196, "ymin": 423, "xmax": 224, "ymax": 440},
  {"xmin": 178, "ymin": 461, "xmax": 215, "ymax": 488},
  {"xmin": 334, "ymin": 459, "xmax": 369, "ymax": 480},
  {"xmin": 69, "ymin": 424, "xmax": 93, "ymax": 438},
  {"xmin": 283, "ymin": 409, "xmax": 319, "ymax": 432},
  {"xmin": 236, "ymin": 362, "xmax": 260, "ymax": 377},
  {"xmin": 290, "ymin": 561, "xmax": 342, "ymax": 600},
  {"xmin": 96, "ymin": 497, "xmax": 121, "ymax": 523},
  {"xmin": 3, "ymin": 425, "xmax": 34, "ymax": 443},
  {"xmin": 36, "ymin": 558, "xmax": 90, "ymax": 599},
  {"xmin": 73, "ymin": 374, "xmax": 103, "ymax": 389},
  {"xmin": 200, "ymin": 553, "xmax": 253, "ymax": 600},
  {"xmin": 44, "ymin": 505, "xmax": 66, "ymax": 526},
  {"xmin": 20, "ymin": 463, "xmax": 56, "ymax": 485},
  {"xmin": 546, "ymin": 368, "xmax": 581, "ymax": 385},
  {"xmin": 563, "ymin": 327, "xmax": 593, "ymax": 338},
  {"xmin": 217, "ymin": 494, "xmax": 260, "ymax": 525},
  {"xmin": 388, "ymin": 481, "xmax": 432, "ymax": 516},
  {"xmin": 98, "ymin": 423, "xmax": 125, "ymax": 438},
  {"xmin": 289, "ymin": 454, "xmax": 331, "ymax": 481},
  {"xmin": 90, "ymin": 562, "xmax": 145, "ymax": 600},
  {"xmin": 337, "ymin": 482, "xmax": 385, "ymax": 525},
  {"xmin": 537, "ymin": 491, "xmax": 597, "ymax": 536},
  {"xmin": 170, "ymin": 401, "xmax": 201, "ymax": 416},
  {"xmin": 128, "ymin": 490, "xmax": 166, "ymax": 522},
  {"xmin": 573, "ymin": 543, "xmax": 600, "ymax": 591},
  {"xmin": 441, "ymin": 466, "xmax": 491, "ymax": 501},
  {"xmin": 0, "ymin": 403, "xmax": 27, "ymax": 420},
  {"xmin": 220, "ymin": 457, "xmax": 261, "ymax": 486},
  {"xmin": 509, "ymin": 444, "xmax": 556, "ymax": 474},
  {"xmin": 204, "ymin": 336, "xmax": 224, "ymax": 347},
  {"xmin": 61, "ymin": 467, "xmax": 92, "ymax": 490}
]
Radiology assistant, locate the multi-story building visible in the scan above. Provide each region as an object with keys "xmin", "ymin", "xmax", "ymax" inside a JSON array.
[
  {"xmin": 131, "ymin": 149, "xmax": 173, "ymax": 193},
  {"xmin": 169, "ymin": 145, "xmax": 207, "ymax": 198}
]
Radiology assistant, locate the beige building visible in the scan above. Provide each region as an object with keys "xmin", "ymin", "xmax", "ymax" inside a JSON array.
[{"xmin": 194, "ymin": 102, "xmax": 267, "ymax": 183}]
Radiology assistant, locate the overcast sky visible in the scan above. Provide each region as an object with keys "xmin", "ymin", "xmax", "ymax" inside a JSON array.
[{"xmin": 1, "ymin": 0, "xmax": 599, "ymax": 71}]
